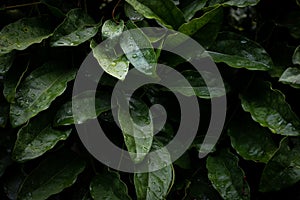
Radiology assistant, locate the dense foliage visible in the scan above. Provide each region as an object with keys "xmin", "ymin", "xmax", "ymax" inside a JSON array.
[{"xmin": 1, "ymin": 0, "xmax": 300, "ymax": 199}]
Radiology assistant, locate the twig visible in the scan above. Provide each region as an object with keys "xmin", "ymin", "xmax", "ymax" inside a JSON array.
[{"xmin": 1, "ymin": 2, "xmax": 42, "ymax": 10}]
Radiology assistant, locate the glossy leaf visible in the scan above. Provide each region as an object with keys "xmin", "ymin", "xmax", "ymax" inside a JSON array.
[
  {"xmin": 228, "ymin": 115, "xmax": 277, "ymax": 163},
  {"xmin": 18, "ymin": 150, "xmax": 85, "ymax": 200},
  {"xmin": 12, "ymin": 111, "xmax": 71, "ymax": 162},
  {"xmin": 206, "ymin": 149, "xmax": 250, "ymax": 200},
  {"xmin": 124, "ymin": 3, "xmax": 144, "ymax": 21},
  {"xmin": 10, "ymin": 62, "xmax": 77, "ymax": 127},
  {"xmin": 91, "ymin": 40, "xmax": 129, "ymax": 80},
  {"xmin": 90, "ymin": 170, "xmax": 131, "ymax": 200},
  {"xmin": 260, "ymin": 138, "xmax": 300, "ymax": 192},
  {"xmin": 102, "ymin": 19, "xmax": 124, "ymax": 40},
  {"xmin": 181, "ymin": 0, "xmax": 208, "ymax": 21},
  {"xmin": 0, "ymin": 52, "xmax": 14, "ymax": 74},
  {"xmin": 167, "ymin": 70, "xmax": 227, "ymax": 99},
  {"xmin": 134, "ymin": 141, "xmax": 174, "ymax": 200},
  {"xmin": 50, "ymin": 9, "xmax": 99, "ymax": 46},
  {"xmin": 208, "ymin": 32, "xmax": 273, "ymax": 70},
  {"xmin": 120, "ymin": 21, "xmax": 157, "ymax": 77},
  {"xmin": 54, "ymin": 91, "xmax": 111, "ymax": 126},
  {"xmin": 293, "ymin": 45, "xmax": 300, "ymax": 65},
  {"xmin": 279, "ymin": 67, "xmax": 300, "ymax": 89},
  {"xmin": 125, "ymin": 0, "xmax": 186, "ymax": 29},
  {"xmin": 208, "ymin": 0, "xmax": 260, "ymax": 7},
  {"xmin": 118, "ymin": 97, "xmax": 153, "ymax": 163},
  {"xmin": 0, "ymin": 17, "xmax": 53, "ymax": 55},
  {"xmin": 240, "ymin": 81, "xmax": 300, "ymax": 136}
]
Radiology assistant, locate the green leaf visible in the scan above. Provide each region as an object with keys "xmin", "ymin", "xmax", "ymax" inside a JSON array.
[
  {"xmin": 12, "ymin": 111, "xmax": 71, "ymax": 162},
  {"xmin": 0, "ymin": 102, "xmax": 9, "ymax": 128},
  {"xmin": 167, "ymin": 70, "xmax": 227, "ymax": 99},
  {"xmin": 0, "ymin": 151, "xmax": 11, "ymax": 177},
  {"xmin": 293, "ymin": 45, "xmax": 300, "ymax": 65},
  {"xmin": 260, "ymin": 138, "xmax": 300, "ymax": 192},
  {"xmin": 118, "ymin": 97, "xmax": 153, "ymax": 163},
  {"xmin": 240, "ymin": 81, "xmax": 300, "ymax": 136},
  {"xmin": 181, "ymin": 0, "xmax": 208, "ymax": 21},
  {"xmin": 125, "ymin": 0, "xmax": 186, "ymax": 29},
  {"xmin": 102, "ymin": 19, "xmax": 124, "ymax": 40},
  {"xmin": 91, "ymin": 39, "xmax": 129, "ymax": 80},
  {"xmin": 208, "ymin": 0, "xmax": 260, "ymax": 7},
  {"xmin": 276, "ymin": 11, "xmax": 300, "ymax": 39},
  {"xmin": 50, "ymin": 9, "xmax": 99, "ymax": 46},
  {"xmin": 90, "ymin": 170, "xmax": 132, "ymax": 200},
  {"xmin": 120, "ymin": 21, "xmax": 157, "ymax": 77},
  {"xmin": 18, "ymin": 150, "xmax": 86, "ymax": 200},
  {"xmin": 279, "ymin": 67, "xmax": 300, "ymax": 89},
  {"xmin": 54, "ymin": 91, "xmax": 111, "ymax": 126},
  {"xmin": 124, "ymin": 3, "xmax": 144, "ymax": 21},
  {"xmin": 134, "ymin": 141, "xmax": 174, "ymax": 200},
  {"xmin": 10, "ymin": 62, "xmax": 77, "ymax": 127},
  {"xmin": 206, "ymin": 149, "xmax": 250, "ymax": 200},
  {"xmin": 208, "ymin": 32, "xmax": 273, "ymax": 70},
  {"xmin": 0, "ymin": 17, "xmax": 53, "ymax": 55},
  {"xmin": 228, "ymin": 114, "xmax": 277, "ymax": 163},
  {"xmin": 0, "ymin": 51, "xmax": 15, "ymax": 74}
]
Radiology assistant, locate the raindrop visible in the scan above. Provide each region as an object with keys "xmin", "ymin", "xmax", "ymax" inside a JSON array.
[
  {"xmin": 241, "ymin": 40, "xmax": 247, "ymax": 44},
  {"xmin": 132, "ymin": 54, "xmax": 137, "ymax": 58}
]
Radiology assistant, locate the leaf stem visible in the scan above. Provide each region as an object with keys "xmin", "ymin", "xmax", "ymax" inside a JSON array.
[{"xmin": 1, "ymin": 2, "xmax": 42, "ymax": 10}]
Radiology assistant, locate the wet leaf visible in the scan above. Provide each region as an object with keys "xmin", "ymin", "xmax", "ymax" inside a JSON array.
[
  {"xmin": 12, "ymin": 111, "xmax": 71, "ymax": 162},
  {"xmin": 10, "ymin": 62, "xmax": 77, "ymax": 127},
  {"xmin": 208, "ymin": 0, "xmax": 260, "ymax": 7},
  {"xmin": 50, "ymin": 9, "xmax": 99, "ymax": 46},
  {"xmin": 124, "ymin": 3, "xmax": 144, "ymax": 21},
  {"xmin": 181, "ymin": 0, "xmax": 208, "ymax": 21},
  {"xmin": 18, "ymin": 150, "xmax": 86, "ymax": 200},
  {"xmin": 125, "ymin": 0, "xmax": 186, "ymax": 29},
  {"xmin": 0, "ymin": 52, "xmax": 15, "ymax": 74},
  {"xmin": 279, "ymin": 67, "xmax": 300, "ymax": 89},
  {"xmin": 120, "ymin": 21, "xmax": 157, "ymax": 77},
  {"xmin": 0, "ymin": 17, "xmax": 53, "ymax": 55},
  {"xmin": 102, "ymin": 19, "xmax": 124, "ymax": 40},
  {"xmin": 90, "ymin": 170, "xmax": 131, "ymax": 200},
  {"xmin": 260, "ymin": 138, "xmax": 300, "ymax": 192},
  {"xmin": 206, "ymin": 149, "xmax": 250, "ymax": 200},
  {"xmin": 208, "ymin": 32, "xmax": 273, "ymax": 70},
  {"xmin": 240, "ymin": 81, "xmax": 300, "ymax": 136},
  {"xmin": 293, "ymin": 45, "xmax": 300, "ymax": 65},
  {"xmin": 228, "ymin": 114, "xmax": 277, "ymax": 163}
]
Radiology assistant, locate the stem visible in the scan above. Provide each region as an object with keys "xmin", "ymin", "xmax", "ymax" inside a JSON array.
[{"xmin": 2, "ymin": 2, "xmax": 42, "ymax": 10}]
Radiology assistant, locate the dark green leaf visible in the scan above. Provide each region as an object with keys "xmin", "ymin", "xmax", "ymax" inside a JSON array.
[
  {"xmin": 134, "ymin": 141, "xmax": 174, "ymax": 200},
  {"xmin": 208, "ymin": 0, "xmax": 260, "ymax": 7},
  {"xmin": 124, "ymin": 3, "xmax": 144, "ymax": 21},
  {"xmin": 0, "ymin": 17, "xmax": 53, "ymax": 55},
  {"xmin": 18, "ymin": 150, "xmax": 86, "ymax": 200},
  {"xmin": 0, "ymin": 102, "xmax": 9, "ymax": 128},
  {"xmin": 181, "ymin": 0, "xmax": 208, "ymax": 21},
  {"xmin": 240, "ymin": 81, "xmax": 300, "ymax": 136},
  {"xmin": 0, "ymin": 52, "xmax": 15, "ymax": 74},
  {"xmin": 54, "ymin": 91, "xmax": 111, "ymax": 126},
  {"xmin": 102, "ymin": 19, "xmax": 124, "ymax": 40},
  {"xmin": 277, "ymin": 11, "xmax": 300, "ymax": 39},
  {"xmin": 206, "ymin": 149, "xmax": 250, "ymax": 200},
  {"xmin": 118, "ymin": 97, "xmax": 153, "ymax": 163},
  {"xmin": 125, "ymin": 0, "xmax": 186, "ymax": 29},
  {"xmin": 260, "ymin": 138, "xmax": 300, "ymax": 192},
  {"xmin": 90, "ymin": 170, "xmax": 132, "ymax": 200},
  {"xmin": 0, "ymin": 151, "xmax": 11, "ymax": 177},
  {"xmin": 228, "ymin": 114, "xmax": 277, "ymax": 163},
  {"xmin": 12, "ymin": 111, "xmax": 71, "ymax": 162},
  {"xmin": 120, "ymin": 21, "xmax": 157, "ymax": 77},
  {"xmin": 10, "ymin": 62, "xmax": 77, "ymax": 127},
  {"xmin": 208, "ymin": 32, "xmax": 273, "ymax": 70},
  {"xmin": 3, "ymin": 169, "xmax": 26, "ymax": 200},
  {"xmin": 293, "ymin": 45, "xmax": 300, "ymax": 65},
  {"xmin": 50, "ymin": 9, "xmax": 99, "ymax": 46},
  {"xmin": 279, "ymin": 67, "xmax": 300, "ymax": 89}
]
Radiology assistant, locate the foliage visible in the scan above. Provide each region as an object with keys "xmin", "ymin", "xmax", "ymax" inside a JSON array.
[{"xmin": 1, "ymin": 0, "xmax": 300, "ymax": 199}]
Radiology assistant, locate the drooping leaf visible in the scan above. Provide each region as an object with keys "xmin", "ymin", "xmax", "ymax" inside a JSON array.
[
  {"xmin": 0, "ymin": 51, "xmax": 15, "ymax": 74},
  {"xmin": 90, "ymin": 170, "xmax": 132, "ymax": 200},
  {"xmin": 0, "ymin": 17, "xmax": 53, "ymax": 55},
  {"xmin": 293, "ymin": 45, "xmax": 300, "ymax": 65},
  {"xmin": 260, "ymin": 138, "xmax": 300, "ymax": 192},
  {"xmin": 10, "ymin": 62, "xmax": 77, "ymax": 127},
  {"xmin": 12, "ymin": 111, "xmax": 71, "ymax": 162},
  {"xmin": 124, "ymin": 3, "xmax": 144, "ymax": 21},
  {"xmin": 240, "ymin": 81, "xmax": 300, "ymax": 136},
  {"xmin": 134, "ymin": 141, "xmax": 174, "ymax": 200},
  {"xmin": 208, "ymin": 32, "xmax": 273, "ymax": 70},
  {"xmin": 167, "ymin": 70, "xmax": 227, "ymax": 99},
  {"xmin": 125, "ymin": 0, "xmax": 186, "ymax": 29},
  {"xmin": 102, "ymin": 19, "xmax": 124, "ymax": 40},
  {"xmin": 206, "ymin": 149, "xmax": 250, "ymax": 200},
  {"xmin": 54, "ymin": 90, "xmax": 111, "ymax": 126},
  {"xmin": 208, "ymin": 0, "xmax": 260, "ymax": 7},
  {"xmin": 18, "ymin": 150, "xmax": 86, "ymax": 200},
  {"xmin": 120, "ymin": 21, "xmax": 157, "ymax": 77},
  {"xmin": 118, "ymin": 97, "xmax": 153, "ymax": 163},
  {"xmin": 228, "ymin": 114, "xmax": 277, "ymax": 163},
  {"xmin": 279, "ymin": 67, "xmax": 300, "ymax": 89},
  {"xmin": 50, "ymin": 9, "xmax": 99, "ymax": 46},
  {"xmin": 181, "ymin": 0, "xmax": 208, "ymax": 21}
]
